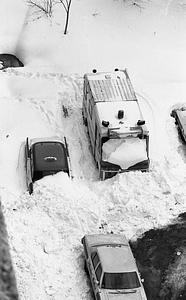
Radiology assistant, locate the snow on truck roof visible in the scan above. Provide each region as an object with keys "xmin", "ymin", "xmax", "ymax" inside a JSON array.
[
  {"xmin": 96, "ymin": 101, "xmax": 144, "ymax": 129},
  {"xmin": 85, "ymin": 70, "xmax": 136, "ymax": 102}
]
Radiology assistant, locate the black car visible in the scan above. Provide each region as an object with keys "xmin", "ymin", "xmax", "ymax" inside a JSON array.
[
  {"xmin": 25, "ymin": 136, "xmax": 71, "ymax": 194},
  {"xmin": 0, "ymin": 53, "xmax": 24, "ymax": 70}
]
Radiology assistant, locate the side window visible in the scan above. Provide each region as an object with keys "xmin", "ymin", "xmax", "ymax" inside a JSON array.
[
  {"xmin": 95, "ymin": 125, "xmax": 97, "ymax": 143},
  {"xmin": 97, "ymin": 132, "xmax": 101, "ymax": 153},
  {"xmin": 88, "ymin": 97, "xmax": 94, "ymax": 119},
  {"xmin": 86, "ymin": 82, "xmax": 91, "ymax": 94},
  {"xmin": 83, "ymin": 80, "xmax": 86, "ymax": 95},
  {"xmin": 84, "ymin": 80, "xmax": 90, "ymax": 96},
  {"xmin": 85, "ymin": 82, "xmax": 93, "ymax": 119},
  {"xmin": 91, "ymin": 252, "xmax": 100, "ymax": 270},
  {"xmin": 83, "ymin": 240, "xmax": 88, "ymax": 259},
  {"xmin": 95, "ymin": 263, "xmax": 102, "ymax": 282}
]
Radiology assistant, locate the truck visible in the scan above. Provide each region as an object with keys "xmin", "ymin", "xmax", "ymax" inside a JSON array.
[
  {"xmin": 82, "ymin": 69, "xmax": 150, "ymax": 180},
  {"xmin": 170, "ymin": 107, "xmax": 186, "ymax": 142}
]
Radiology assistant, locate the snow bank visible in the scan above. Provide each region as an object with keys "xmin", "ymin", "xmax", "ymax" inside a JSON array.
[{"xmin": 102, "ymin": 137, "xmax": 148, "ymax": 169}]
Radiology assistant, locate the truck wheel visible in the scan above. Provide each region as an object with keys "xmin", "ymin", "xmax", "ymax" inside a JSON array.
[
  {"xmin": 28, "ymin": 182, "xmax": 33, "ymax": 195},
  {"xmin": 83, "ymin": 117, "xmax": 87, "ymax": 126},
  {"xmin": 100, "ymin": 170, "xmax": 104, "ymax": 180},
  {"xmin": 82, "ymin": 111, "xmax": 87, "ymax": 126},
  {"xmin": 84, "ymin": 262, "xmax": 88, "ymax": 274}
]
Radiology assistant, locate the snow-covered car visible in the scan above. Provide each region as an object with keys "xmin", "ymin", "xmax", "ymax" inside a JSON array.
[
  {"xmin": 171, "ymin": 107, "xmax": 186, "ymax": 141},
  {"xmin": 25, "ymin": 136, "xmax": 71, "ymax": 194},
  {"xmin": 81, "ymin": 234, "xmax": 147, "ymax": 300}
]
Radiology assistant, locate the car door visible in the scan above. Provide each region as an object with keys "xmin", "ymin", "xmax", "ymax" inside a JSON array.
[
  {"xmin": 90, "ymin": 252, "xmax": 102, "ymax": 299},
  {"xmin": 94, "ymin": 263, "xmax": 102, "ymax": 300},
  {"xmin": 25, "ymin": 138, "xmax": 33, "ymax": 194}
]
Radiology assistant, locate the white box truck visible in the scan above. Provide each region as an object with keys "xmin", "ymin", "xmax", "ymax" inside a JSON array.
[{"xmin": 82, "ymin": 69, "xmax": 150, "ymax": 180}]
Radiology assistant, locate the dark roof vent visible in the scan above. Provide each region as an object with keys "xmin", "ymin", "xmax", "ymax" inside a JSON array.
[
  {"xmin": 137, "ymin": 120, "xmax": 145, "ymax": 126},
  {"xmin": 118, "ymin": 110, "xmax": 124, "ymax": 119},
  {"xmin": 92, "ymin": 69, "xmax": 97, "ymax": 73},
  {"xmin": 114, "ymin": 68, "xmax": 119, "ymax": 71},
  {"xmin": 102, "ymin": 120, "xmax": 109, "ymax": 127}
]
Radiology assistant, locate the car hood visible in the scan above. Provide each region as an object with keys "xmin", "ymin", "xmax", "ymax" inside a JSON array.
[{"xmin": 102, "ymin": 289, "xmax": 144, "ymax": 300}]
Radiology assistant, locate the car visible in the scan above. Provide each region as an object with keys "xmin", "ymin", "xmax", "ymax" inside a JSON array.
[
  {"xmin": 170, "ymin": 107, "xmax": 186, "ymax": 142},
  {"xmin": 0, "ymin": 53, "xmax": 24, "ymax": 70},
  {"xmin": 25, "ymin": 136, "xmax": 72, "ymax": 194},
  {"xmin": 81, "ymin": 234, "xmax": 147, "ymax": 300}
]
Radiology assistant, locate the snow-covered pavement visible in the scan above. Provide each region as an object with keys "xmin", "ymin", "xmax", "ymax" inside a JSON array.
[{"xmin": 0, "ymin": 0, "xmax": 186, "ymax": 299}]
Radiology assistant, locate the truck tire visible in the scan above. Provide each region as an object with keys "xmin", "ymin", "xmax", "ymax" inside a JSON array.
[
  {"xmin": 83, "ymin": 117, "xmax": 87, "ymax": 126},
  {"xmin": 28, "ymin": 182, "xmax": 33, "ymax": 195},
  {"xmin": 84, "ymin": 262, "xmax": 88, "ymax": 274}
]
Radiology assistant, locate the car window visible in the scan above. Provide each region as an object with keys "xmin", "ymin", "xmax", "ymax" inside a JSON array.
[
  {"xmin": 95, "ymin": 263, "xmax": 102, "ymax": 282},
  {"xmin": 102, "ymin": 272, "xmax": 140, "ymax": 289},
  {"xmin": 91, "ymin": 252, "xmax": 100, "ymax": 270},
  {"xmin": 83, "ymin": 241, "xmax": 88, "ymax": 259}
]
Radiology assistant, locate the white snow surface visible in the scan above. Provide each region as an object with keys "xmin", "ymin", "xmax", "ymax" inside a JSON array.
[
  {"xmin": 102, "ymin": 138, "xmax": 148, "ymax": 169},
  {"xmin": 96, "ymin": 101, "xmax": 144, "ymax": 127},
  {"xmin": 0, "ymin": 0, "xmax": 186, "ymax": 299}
]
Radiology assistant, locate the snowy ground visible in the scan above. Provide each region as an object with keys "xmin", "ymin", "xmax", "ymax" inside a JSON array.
[{"xmin": 0, "ymin": 0, "xmax": 186, "ymax": 299}]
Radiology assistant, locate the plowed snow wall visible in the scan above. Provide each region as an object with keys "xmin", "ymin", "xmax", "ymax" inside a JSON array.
[{"xmin": 0, "ymin": 205, "xmax": 19, "ymax": 300}]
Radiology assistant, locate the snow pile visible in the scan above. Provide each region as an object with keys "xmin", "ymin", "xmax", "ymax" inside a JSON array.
[
  {"xmin": 1, "ymin": 67, "xmax": 186, "ymax": 300},
  {"xmin": 102, "ymin": 138, "xmax": 147, "ymax": 169},
  {"xmin": 1, "ymin": 66, "xmax": 186, "ymax": 300}
]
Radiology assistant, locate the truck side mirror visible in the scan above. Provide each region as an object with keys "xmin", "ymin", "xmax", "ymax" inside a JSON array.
[
  {"xmin": 137, "ymin": 120, "xmax": 145, "ymax": 126},
  {"xmin": 102, "ymin": 120, "xmax": 109, "ymax": 127}
]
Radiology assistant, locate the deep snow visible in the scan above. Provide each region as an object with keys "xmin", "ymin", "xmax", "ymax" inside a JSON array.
[{"xmin": 0, "ymin": 0, "xmax": 186, "ymax": 299}]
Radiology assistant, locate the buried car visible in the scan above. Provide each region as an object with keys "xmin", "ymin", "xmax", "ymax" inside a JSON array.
[
  {"xmin": 25, "ymin": 136, "xmax": 72, "ymax": 194},
  {"xmin": 170, "ymin": 107, "xmax": 186, "ymax": 142},
  {"xmin": 0, "ymin": 53, "xmax": 24, "ymax": 70},
  {"xmin": 81, "ymin": 234, "xmax": 147, "ymax": 300}
]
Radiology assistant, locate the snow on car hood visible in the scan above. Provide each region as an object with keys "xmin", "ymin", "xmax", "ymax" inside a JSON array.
[
  {"xmin": 102, "ymin": 138, "xmax": 148, "ymax": 169},
  {"xmin": 102, "ymin": 288, "xmax": 144, "ymax": 300}
]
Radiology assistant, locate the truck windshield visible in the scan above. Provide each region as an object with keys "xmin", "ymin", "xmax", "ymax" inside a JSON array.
[{"xmin": 102, "ymin": 272, "xmax": 140, "ymax": 289}]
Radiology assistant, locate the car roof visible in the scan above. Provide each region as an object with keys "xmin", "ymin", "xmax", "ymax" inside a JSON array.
[
  {"xmin": 97, "ymin": 246, "xmax": 137, "ymax": 273},
  {"xmin": 85, "ymin": 234, "xmax": 129, "ymax": 247},
  {"xmin": 32, "ymin": 141, "xmax": 68, "ymax": 171}
]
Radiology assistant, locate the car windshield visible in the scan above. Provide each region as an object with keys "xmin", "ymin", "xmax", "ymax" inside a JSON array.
[{"xmin": 102, "ymin": 272, "xmax": 140, "ymax": 289}]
